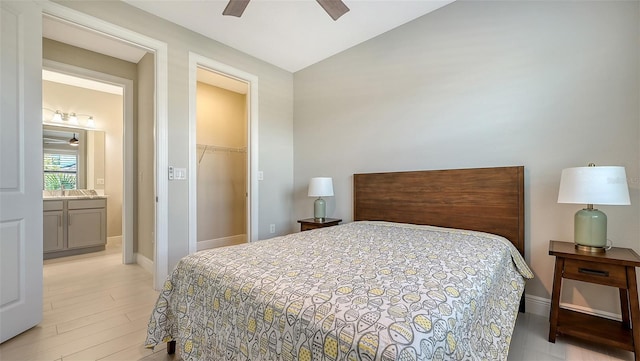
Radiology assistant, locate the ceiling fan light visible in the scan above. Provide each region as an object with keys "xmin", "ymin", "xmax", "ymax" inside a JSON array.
[{"xmin": 69, "ymin": 133, "xmax": 79, "ymax": 146}]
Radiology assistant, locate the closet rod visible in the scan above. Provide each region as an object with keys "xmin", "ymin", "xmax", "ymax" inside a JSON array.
[
  {"xmin": 197, "ymin": 144, "xmax": 246, "ymax": 153},
  {"xmin": 197, "ymin": 144, "xmax": 247, "ymax": 164}
]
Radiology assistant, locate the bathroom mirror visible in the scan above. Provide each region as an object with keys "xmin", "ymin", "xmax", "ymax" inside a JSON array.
[{"xmin": 43, "ymin": 124, "xmax": 105, "ymax": 192}]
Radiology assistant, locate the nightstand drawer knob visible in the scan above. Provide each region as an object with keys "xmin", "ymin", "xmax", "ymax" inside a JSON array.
[{"xmin": 578, "ymin": 268, "xmax": 609, "ymax": 277}]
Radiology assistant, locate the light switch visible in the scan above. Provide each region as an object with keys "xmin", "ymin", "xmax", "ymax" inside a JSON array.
[
  {"xmin": 258, "ymin": 171, "xmax": 264, "ymax": 181},
  {"xmin": 174, "ymin": 168, "xmax": 187, "ymax": 180}
]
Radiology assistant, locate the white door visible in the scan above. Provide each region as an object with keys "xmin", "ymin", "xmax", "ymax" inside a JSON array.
[{"xmin": 0, "ymin": 1, "xmax": 43, "ymax": 343}]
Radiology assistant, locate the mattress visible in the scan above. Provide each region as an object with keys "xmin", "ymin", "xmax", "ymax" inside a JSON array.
[{"xmin": 145, "ymin": 221, "xmax": 533, "ymax": 361}]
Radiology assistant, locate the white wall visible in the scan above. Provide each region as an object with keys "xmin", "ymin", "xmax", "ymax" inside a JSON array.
[
  {"xmin": 57, "ymin": 0, "xmax": 295, "ymax": 270},
  {"xmin": 293, "ymin": 1, "xmax": 640, "ymax": 315}
]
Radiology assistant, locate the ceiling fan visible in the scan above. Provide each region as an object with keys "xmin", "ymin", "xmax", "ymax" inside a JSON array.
[{"xmin": 223, "ymin": 0, "xmax": 350, "ymax": 21}]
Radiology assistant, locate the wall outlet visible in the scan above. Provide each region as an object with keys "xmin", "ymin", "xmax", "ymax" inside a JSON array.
[
  {"xmin": 96, "ymin": 178, "xmax": 105, "ymax": 185},
  {"xmin": 269, "ymin": 224, "xmax": 275, "ymax": 233},
  {"xmin": 258, "ymin": 171, "xmax": 264, "ymax": 181}
]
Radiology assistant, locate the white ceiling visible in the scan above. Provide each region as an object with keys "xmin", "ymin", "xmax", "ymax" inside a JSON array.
[
  {"xmin": 42, "ymin": 15, "xmax": 149, "ymax": 64},
  {"xmin": 42, "ymin": 0, "xmax": 454, "ymax": 89},
  {"xmin": 123, "ymin": 0, "xmax": 455, "ymax": 72},
  {"xmin": 42, "ymin": 69, "xmax": 124, "ymax": 95}
]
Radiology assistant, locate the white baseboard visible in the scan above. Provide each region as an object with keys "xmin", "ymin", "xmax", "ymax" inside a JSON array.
[
  {"xmin": 524, "ymin": 293, "xmax": 622, "ymax": 321},
  {"xmin": 135, "ymin": 252, "xmax": 154, "ymax": 275},
  {"xmin": 107, "ymin": 235, "xmax": 122, "ymax": 246},
  {"xmin": 197, "ymin": 234, "xmax": 247, "ymax": 251}
]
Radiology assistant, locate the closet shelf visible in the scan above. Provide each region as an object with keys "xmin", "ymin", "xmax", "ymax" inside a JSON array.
[{"xmin": 197, "ymin": 144, "xmax": 246, "ymax": 163}]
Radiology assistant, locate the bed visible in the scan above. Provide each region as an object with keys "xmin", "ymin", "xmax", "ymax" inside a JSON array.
[{"xmin": 145, "ymin": 166, "xmax": 533, "ymax": 360}]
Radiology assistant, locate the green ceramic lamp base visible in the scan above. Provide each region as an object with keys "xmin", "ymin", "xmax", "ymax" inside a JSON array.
[
  {"xmin": 574, "ymin": 206, "xmax": 607, "ymax": 251},
  {"xmin": 314, "ymin": 197, "xmax": 326, "ymax": 221}
]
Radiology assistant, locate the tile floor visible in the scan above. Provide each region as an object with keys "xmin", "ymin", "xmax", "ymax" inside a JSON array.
[
  {"xmin": 508, "ymin": 311, "xmax": 635, "ymax": 361},
  {"xmin": 0, "ymin": 241, "xmax": 173, "ymax": 361},
  {"xmin": 0, "ymin": 241, "xmax": 636, "ymax": 361}
]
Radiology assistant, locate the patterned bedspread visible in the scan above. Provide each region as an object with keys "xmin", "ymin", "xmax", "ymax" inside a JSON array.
[{"xmin": 145, "ymin": 221, "xmax": 533, "ymax": 361}]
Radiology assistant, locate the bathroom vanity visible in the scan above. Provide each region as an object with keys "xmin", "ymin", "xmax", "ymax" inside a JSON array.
[{"xmin": 43, "ymin": 191, "xmax": 107, "ymax": 259}]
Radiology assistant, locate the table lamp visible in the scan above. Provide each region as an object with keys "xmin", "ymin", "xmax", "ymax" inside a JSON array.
[
  {"xmin": 308, "ymin": 177, "xmax": 333, "ymax": 221},
  {"xmin": 557, "ymin": 163, "xmax": 630, "ymax": 252}
]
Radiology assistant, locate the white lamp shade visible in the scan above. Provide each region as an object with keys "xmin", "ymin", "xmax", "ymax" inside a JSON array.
[
  {"xmin": 558, "ymin": 166, "xmax": 630, "ymax": 205},
  {"xmin": 308, "ymin": 177, "xmax": 334, "ymax": 197}
]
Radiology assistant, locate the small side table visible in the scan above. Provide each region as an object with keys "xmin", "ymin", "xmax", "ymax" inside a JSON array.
[
  {"xmin": 297, "ymin": 218, "xmax": 341, "ymax": 232},
  {"xmin": 548, "ymin": 240, "xmax": 640, "ymax": 361}
]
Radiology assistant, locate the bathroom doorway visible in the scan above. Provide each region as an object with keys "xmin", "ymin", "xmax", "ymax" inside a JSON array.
[
  {"xmin": 42, "ymin": 3, "xmax": 169, "ymax": 291},
  {"xmin": 41, "ymin": 11, "xmax": 159, "ymax": 274},
  {"xmin": 41, "ymin": 64, "xmax": 132, "ymax": 263}
]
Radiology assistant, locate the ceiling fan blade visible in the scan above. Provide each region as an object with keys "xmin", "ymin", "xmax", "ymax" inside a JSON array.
[
  {"xmin": 316, "ymin": 0, "xmax": 350, "ymax": 21},
  {"xmin": 223, "ymin": 0, "xmax": 250, "ymax": 17},
  {"xmin": 43, "ymin": 137, "xmax": 67, "ymax": 144}
]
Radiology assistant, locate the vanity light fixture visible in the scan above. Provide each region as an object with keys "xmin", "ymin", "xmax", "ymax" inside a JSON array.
[
  {"xmin": 68, "ymin": 113, "xmax": 78, "ymax": 125},
  {"xmin": 52, "ymin": 110, "xmax": 63, "ymax": 122},
  {"xmin": 43, "ymin": 108, "xmax": 96, "ymax": 129}
]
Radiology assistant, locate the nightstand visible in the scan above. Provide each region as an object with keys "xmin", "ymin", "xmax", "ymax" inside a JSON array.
[
  {"xmin": 548, "ymin": 240, "xmax": 640, "ymax": 361},
  {"xmin": 297, "ymin": 218, "xmax": 341, "ymax": 232}
]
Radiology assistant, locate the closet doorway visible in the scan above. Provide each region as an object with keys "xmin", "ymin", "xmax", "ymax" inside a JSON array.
[
  {"xmin": 195, "ymin": 68, "xmax": 248, "ymax": 249},
  {"xmin": 188, "ymin": 54, "xmax": 259, "ymax": 253}
]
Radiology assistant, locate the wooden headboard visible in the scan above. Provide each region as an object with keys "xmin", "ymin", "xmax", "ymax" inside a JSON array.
[{"xmin": 353, "ymin": 166, "xmax": 525, "ymax": 256}]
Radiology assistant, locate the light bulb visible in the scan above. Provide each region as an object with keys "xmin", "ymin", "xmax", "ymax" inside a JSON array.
[{"xmin": 52, "ymin": 111, "xmax": 62, "ymax": 122}]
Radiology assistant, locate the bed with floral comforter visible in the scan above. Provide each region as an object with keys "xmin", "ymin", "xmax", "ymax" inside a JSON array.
[{"xmin": 145, "ymin": 221, "xmax": 533, "ymax": 361}]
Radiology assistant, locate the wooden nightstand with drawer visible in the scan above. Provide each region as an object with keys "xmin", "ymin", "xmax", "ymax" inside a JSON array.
[
  {"xmin": 297, "ymin": 218, "xmax": 341, "ymax": 232},
  {"xmin": 548, "ymin": 240, "xmax": 640, "ymax": 361}
]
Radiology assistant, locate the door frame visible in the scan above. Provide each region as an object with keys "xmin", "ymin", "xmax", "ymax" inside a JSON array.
[
  {"xmin": 42, "ymin": 59, "xmax": 135, "ymax": 264},
  {"xmin": 41, "ymin": 2, "xmax": 170, "ymax": 290},
  {"xmin": 188, "ymin": 52, "xmax": 259, "ymax": 253}
]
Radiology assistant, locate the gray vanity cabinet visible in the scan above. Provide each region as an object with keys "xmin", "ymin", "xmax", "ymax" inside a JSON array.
[
  {"xmin": 43, "ymin": 198, "xmax": 107, "ymax": 259},
  {"xmin": 43, "ymin": 201, "xmax": 64, "ymax": 253},
  {"xmin": 67, "ymin": 200, "xmax": 106, "ymax": 249}
]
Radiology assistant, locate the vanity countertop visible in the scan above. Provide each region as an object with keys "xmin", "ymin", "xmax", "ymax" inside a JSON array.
[
  {"xmin": 43, "ymin": 195, "xmax": 108, "ymax": 200},
  {"xmin": 43, "ymin": 189, "xmax": 107, "ymax": 200}
]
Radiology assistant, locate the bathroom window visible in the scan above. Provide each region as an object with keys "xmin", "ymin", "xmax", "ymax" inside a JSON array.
[{"xmin": 43, "ymin": 151, "xmax": 77, "ymax": 190}]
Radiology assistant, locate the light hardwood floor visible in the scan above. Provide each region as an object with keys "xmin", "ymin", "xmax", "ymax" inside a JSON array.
[
  {"xmin": 0, "ymin": 241, "xmax": 177, "ymax": 361},
  {"xmin": 0, "ymin": 240, "xmax": 636, "ymax": 361}
]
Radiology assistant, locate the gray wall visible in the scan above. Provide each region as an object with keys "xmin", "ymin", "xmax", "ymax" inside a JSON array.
[
  {"xmin": 57, "ymin": 0, "xmax": 295, "ymax": 270},
  {"xmin": 293, "ymin": 1, "xmax": 640, "ymax": 315}
]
